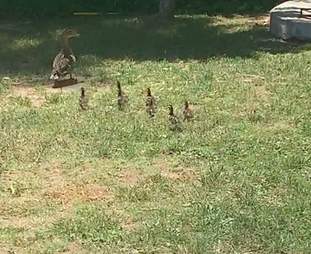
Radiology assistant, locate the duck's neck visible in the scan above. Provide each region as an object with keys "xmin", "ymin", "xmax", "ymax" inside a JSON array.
[
  {"xmin": 117, "ymin": 84, "xmax": 122, "ymax": 95},
  {"xmin": 169, "ymin": 108, "xmax": 174, "ymax": 116},
  {"xmin": 61, "ymin": 37, "xmax": 72, "ymax": 55}
]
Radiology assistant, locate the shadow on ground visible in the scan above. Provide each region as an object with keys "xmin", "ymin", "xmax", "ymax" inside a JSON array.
[{"xmin": 0, "ymin": 14, "xmax": 302, "ymax": 76}]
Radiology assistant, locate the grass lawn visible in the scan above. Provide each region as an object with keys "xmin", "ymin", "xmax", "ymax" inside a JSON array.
[{"xmin": 0, "ymin": 14, "xmax": 310, "ymax": 253}]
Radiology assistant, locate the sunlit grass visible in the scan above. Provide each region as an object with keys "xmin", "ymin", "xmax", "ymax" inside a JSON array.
[
  {"xmin": 0, "ymin": 14, "xmax": 310, "ymax": 253},
  {"xmin": 10, "ymin": 38, "xmax": 42, "ymax": 50}
]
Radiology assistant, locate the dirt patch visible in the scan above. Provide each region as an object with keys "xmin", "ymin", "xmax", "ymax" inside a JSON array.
[
  {"xmin": 0, "ymin": 170, "xmax": 40, "ymax": 197},
  {"xmin": 0, "ymin": 247, "xmax": 25, "ymax": 254},
  {"xmin": 8, "ymin": 82, "xmax": 84, "ymax": 107},
  {"xmin": 254, "ymin": 85, "xmax": 271, "ymax": 103},
  {"xmin": 121, "ymin": 217, "xmax": 139, "ymax": 232},
  {"xmin": 39, "ymin": 163, "xmax": 68, "ymax": 192},
  {"xmin": 9, "ymin": 86, "xmax": 45, "ymax": 107},
  {"xmin": 45, "ymin": 183, "xmax": 112, "ymax": 206},
  {"xmin": 264, "ymin": 121, "xmax": 294, "ymax": 131},
  {"xmin": 119, "ymin": 169, "xmax": 143, "ymax": 186},
  {"xmin": 161, "ymin": 169, "xmax": 198, "ymax": 182},
  {"xmin": 62, "ymin": 242, "xmax": 88, "ymax": 254},
  {"xmin": 0, "ymin": 161, "xmax": 113, "ymax": 230},
  {"xmin": 0, "ymin": 209, "xmax": 71, "ymax": 230},
  {"xmin": 39, "ymin": 161, "xmax": 114, "ymax": 206}
]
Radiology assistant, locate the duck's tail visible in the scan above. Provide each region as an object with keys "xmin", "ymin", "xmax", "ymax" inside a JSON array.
[{"xmin": 50, "ymin": 72, "xmax": 60, "ymax": 80}]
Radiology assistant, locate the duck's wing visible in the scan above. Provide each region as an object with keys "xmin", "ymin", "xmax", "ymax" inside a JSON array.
[
  {"xmin": 79, "ymin": 97, "xmax": 88, "ymax": 110},
  {"xmin": 146, "ymin": 96, "xmax": 152, "ymax": 107},
  {"xmin": 152, "ymin": 96, "xmax": 157, "ymax": 109},
  {"xmin": 50, "ymin": 53, "xmax": 71, "ymax": 79},
  {"xmin": 123, "ymin": 94, "xmax": 129, "ymax": 103}
]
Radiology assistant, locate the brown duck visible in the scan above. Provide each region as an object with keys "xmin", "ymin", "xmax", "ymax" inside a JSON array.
[
  {"xmin": 183, "ymin": 101, "xmax": 194, "ymax": 121},
  {"xmin": 168, "ymin": 105, "xmax": 182, "ymax": 131},
  {"xmin": 117, "ymin": 81, "xmax": 128, "ymax": 110},
  {"xmin": 79, "ymin": 87, "xmax": 88, "ymax": 110},
  {"xmin": 50, "ymin": 29, "xmax": 80, "ymax": 80},
  {"xmin": 145, "ymin": 88, "xmax": 157, "ymax": 118}
]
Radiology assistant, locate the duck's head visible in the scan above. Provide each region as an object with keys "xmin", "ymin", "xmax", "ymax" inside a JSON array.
[
  {"xmin": 81, "ymin": 87, "xmax": 85, "ymax": 96},
  {"xmin": 168, "ymin": 105, "xmax": 174, "ymax": 115},
  {"xmin": 184, "ymin": 100, "xmax": 189, "ymax": 109},
  {"xmin": 117, "ymin": 81, "xmax": 121, "ymax": 91},
  {"xmin": 62, "ymin": 29, "xmax": 80, "ymax": 39},
  {"xmin": 147, "ymin": 88, "xmax": 151, "ymax": 96}
]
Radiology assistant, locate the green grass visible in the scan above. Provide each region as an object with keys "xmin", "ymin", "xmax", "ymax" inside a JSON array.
[{"xmin": 0, "ymin": 14, "xmax": 310, "ymax": 253}]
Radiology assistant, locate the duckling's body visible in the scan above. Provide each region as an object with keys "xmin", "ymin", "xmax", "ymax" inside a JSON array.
[
  {"xmin": 183, "ymin": 101, "xmax": 193, "ymax": 121},
  {"xmin": 117, "ymin": 81, "xmax": 128, "ymax": 110},
  {"xmin": 169, "ymin": 105, "xmax": 182, "ymax": 131},
  {"xmin": 145, "ymin": 88, "xmax": 156, "ymax": 118},
  {"xmin": 50, "ymin": 29, "xmax": 79, "ymax": 80},
  {"xmin": 79, "ymin": 87, "xmax": 88, "ymax": 110}
]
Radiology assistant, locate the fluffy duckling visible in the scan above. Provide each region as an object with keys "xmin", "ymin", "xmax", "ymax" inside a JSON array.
[
  {"xmin": 183, "ymin": 100, "xmax": 194, "ymax": 121},
  {"xmin": 79, "ymin": 87, "xmax": 88, "ymax": 110},
  {"xmin": 168, "ymin": 105, "xmax": 182, "ymax": 131},
  {"xmin": 117, "ymin": 81, "xmax": 128, "ymax": 110},
  {"xmin": 145, "ymin": 88, "xmax": 157, "ymax": 118}
]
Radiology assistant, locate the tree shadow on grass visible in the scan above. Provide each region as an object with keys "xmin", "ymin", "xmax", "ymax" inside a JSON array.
[{"xmin": 0, "ymin": 14, "xmax": 302, "ymax": 77}]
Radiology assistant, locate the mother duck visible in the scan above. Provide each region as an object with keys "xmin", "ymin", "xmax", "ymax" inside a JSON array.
[{"xmin": 50, "ymin": 29, "xmax": 80, "ymax": 80}]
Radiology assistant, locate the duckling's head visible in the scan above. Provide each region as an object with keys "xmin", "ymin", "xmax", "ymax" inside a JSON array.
[
  {"xmin": 117, "ymin": 81, "xmax": 121, "ymax": 91},
  {"xmin": 184, "ymin": 100, "xmax": 189, "ymax": 109},
  {"xmin": 62, "ymin": 29, "xmax": 80, "ymax": 39},
  {"xmin": 147, "ymin": 88, "xmax": 152, "ymax": 96},
  {"xmin": 168, "ymin": 105, "xmax": 174, "ymax": 115},
  {"xmin": 81, "ymin": 87, "xmax": 85, "ymax": 96}
]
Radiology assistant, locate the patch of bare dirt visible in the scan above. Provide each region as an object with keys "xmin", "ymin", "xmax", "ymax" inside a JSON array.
[
  {"xmin": 0, "ymin": 196, "xmax": 47, "ymax": 218},
  {"xmin": 161, "ymin": 169, "xmax": 198, "ymax": 182},
  {"xmin": 0, "ymin": 246, "xmax": 25, "ymax": 254},
  {"xmin": 9, "ymin": 85, "xmax": 45, "ymax": 107},
  {"xmin": 0, "ymin": 160, "xmax": 118, "ymax": 234},
  {"xmin": 45, "ymin": 183, "xmax": 112, "ymax": 206},
  {"xmin": 8, "ymin": 81, "xmax": 86, "ymax": 107},
  {"xmin": 40, "ymin": 162, "xmax": 67, "ymax": 184},
  {"xmin": 62, "ymin": 242, "xmax": 88, "ymax": 254},
  {"xmin": 254, "ymin": 85, "xmax": 271, "ymax": 103},
  {"xmin": 121, "ymin": 217, "xmax": 139, "ymax": 232},
  {"xmin": 0, "ymin": 209, "xmax": 71, "ymax": 230},
  {"xmin": 0, "ymin": 170, "xmax": 40, "ymax": 197},
  {"xmin": 38, "ymin": 161, "xmax": 113, "ymax": 206},
  {"xmin": 119, "ymin": 169, "xmax": 143, "ymax": 186},
  {"xmin": 264, "ymin": 121, "xmax": 294, "ymax": 131}
]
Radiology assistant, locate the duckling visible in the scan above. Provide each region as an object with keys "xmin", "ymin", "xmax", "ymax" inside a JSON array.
[
  {"xmin": 168, "ymin": 105, "xmax": 182, "ymax": 131},
  {"xmin": 50, "ymin": 29, "xmax": 80, "ymax": 80},
  {"xmin": 79, "ymin": 87, "xmax": 88, "ymax": 110},
  {"xmin": 145, "ymin": 88, "xmax": 157, "ymax": 118},
  {"xmin": 183, "ymin": 100, "xmax": 194, "ymax": 121},
  {"xmin": 117, "ymin": 81, "xmax": 128, "ymax": 110}
]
